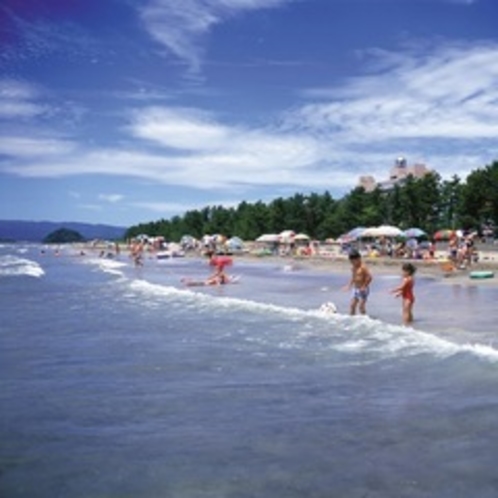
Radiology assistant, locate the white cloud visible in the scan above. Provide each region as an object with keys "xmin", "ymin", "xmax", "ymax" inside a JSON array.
[
  {"xmin": 0, "ymin": 79, "xmax": 36, "ymax": 100},
  {"xmin": 132, "ymin": 105, "xmax": 323, "ymax": 159},
  {"xmin": 78, "ymin": 204, "xmax": 103, "ymax": 212},
  {"xmin": 139, "ymin": 0, "xmax": 293, "ymax": 73},
  {"xmin": 444, "ymin": 0, "xmax": 477, "ymax": 4},
  {"xmin": 0, "ymin": 101, "xmax": 45, "ymax": 118},
  {"xmin": 99, "ymin": 194, "xmax": 124, "ymax": 203},
  {"xmin": 0, "ymin": 80, "xmax": 47, "ymax": 118},
  {"xmin": 292, "ymin": 42, "xmax": 498, "ymax": 142},
  {"xmin": 130, "ymin": 107, "xmax": 230, "ymax": 150},
  {"xmin": 132, "ymin": 197, "xmax": 252, "ymax": 218},
  {"xmin": 2, "ymin": 42, "xmax": 497, "ymax": 204},
  {"xmin": 3, "ymin": 137, "xmax": 335, "ymax": 192},
  {"xmin": 133, "ymin": 200, "xmax": 206, "ymax": 214},
  {"xmin": 0, "ymin": 135, "xmax": 76, "ymax": 157}
]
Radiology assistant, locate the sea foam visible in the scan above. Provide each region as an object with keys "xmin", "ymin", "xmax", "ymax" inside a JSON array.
[
  {"xmin": 0, "ymin": 255, "xmax": 45, "ymax": 278},
  {"xmin": 128, "ymin": 278, "xmax": 498, "ymax": 364}
]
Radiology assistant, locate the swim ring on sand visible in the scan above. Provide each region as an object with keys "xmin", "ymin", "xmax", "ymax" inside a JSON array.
[{"xmin": 469, "ymin": 270, "xmax": 494, "ymax": 279}]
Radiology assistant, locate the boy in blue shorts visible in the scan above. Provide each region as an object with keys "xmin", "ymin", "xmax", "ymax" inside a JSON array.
[{"xmin": 345, "ymin": 249, "xmax": 372, "ymax": 315}]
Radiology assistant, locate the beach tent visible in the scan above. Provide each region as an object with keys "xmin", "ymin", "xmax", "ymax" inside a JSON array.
[{"xmin": 226, "ymin": 236, "xmax": 244, "ymax": 251}]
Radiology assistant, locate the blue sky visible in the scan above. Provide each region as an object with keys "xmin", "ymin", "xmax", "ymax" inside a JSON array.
[{"xmin": 1, "ymin": 0, "xmax": 497, "ymax": 227}]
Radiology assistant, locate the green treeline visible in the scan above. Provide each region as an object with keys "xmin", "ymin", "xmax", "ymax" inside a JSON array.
[{"xmin": 125, "ymin": 161, "xmax": 498, "ymax": 241}]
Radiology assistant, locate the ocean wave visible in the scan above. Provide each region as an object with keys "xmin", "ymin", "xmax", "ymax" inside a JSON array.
[
  {"xmin": 128, "ymin": 279, "xmax": 498, "ymax": 364},
  {"xmin": 322, "ymin": 314, "xmax": 498, "ymax": 363},
  {"xmin": 0, "ymin": 254, "xmax": 45, "ymax": 278},
  {"xmin": 129, "ymin": 278, "xmax": 307, "ymax": 316},
  {"xmin": 82, "ymin": 256, "xmax": 128, "ymax": 276}
]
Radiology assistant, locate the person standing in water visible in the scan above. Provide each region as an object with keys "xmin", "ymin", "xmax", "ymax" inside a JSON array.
[
  {"xmin": 344, "ymin": 249, "xmax": 373, "ymax": 315},
  {"xmin": 130, "ymin": 239, "xmax": 144, "ymax": 267},
  {"xmin": 390, "ymin": 262, "xmax": 416, "ymax": 325}
]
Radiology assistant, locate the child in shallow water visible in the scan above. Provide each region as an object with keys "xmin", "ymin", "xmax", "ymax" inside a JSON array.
[
  {"xmin": 390, "ymin": 262, "xmax": 416, "ymax": 325},
  {"xmin": 344, "ymin": 249, "xmax": 373, "ymax": 316}
]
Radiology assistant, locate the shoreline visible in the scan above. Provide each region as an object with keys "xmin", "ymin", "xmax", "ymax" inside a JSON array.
[
  {"xmin": 231, "ymin": 252, "xmax": 498, "ymax": 287},
  {"xmin": 78, "ymin": 240, "xmax": 498, "ymax": 287}
]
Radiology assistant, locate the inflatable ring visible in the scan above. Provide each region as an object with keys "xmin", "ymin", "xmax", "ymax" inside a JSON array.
[{"xmin": 469, "ymin": 271, "xmax": 494, "ymax": 279}]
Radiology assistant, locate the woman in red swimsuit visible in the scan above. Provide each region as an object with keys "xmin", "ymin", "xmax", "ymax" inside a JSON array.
[
  {"xmin": 391, "ymin": 262, "xmax": 416, "ymax": 325},
  {"xmin": 205, "ymin": 251, "xmax": 233, "ymax": 285}
]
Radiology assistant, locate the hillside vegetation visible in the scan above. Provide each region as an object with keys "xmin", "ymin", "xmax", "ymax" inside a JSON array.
[{"xmin": 126, "ymin": 161, "xmax": 498, "ymax": 241}]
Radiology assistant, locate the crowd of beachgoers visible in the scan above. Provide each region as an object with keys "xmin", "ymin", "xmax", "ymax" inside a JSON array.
[{"xmin": 77, "ymin": 228, "xmax": 498, "ymax": 287}]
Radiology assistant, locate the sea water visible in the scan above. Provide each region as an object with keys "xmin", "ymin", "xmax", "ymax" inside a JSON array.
[{"xmin": 1, "ymin": 244, "xmax": 498, "ymax": 498}]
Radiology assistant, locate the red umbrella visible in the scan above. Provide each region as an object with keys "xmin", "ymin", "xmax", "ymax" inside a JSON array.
[{"xmin": 433, "ymin": 229, "xmax": 456, "ymax": 241}]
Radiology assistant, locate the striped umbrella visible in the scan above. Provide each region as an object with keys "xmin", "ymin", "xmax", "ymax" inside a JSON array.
[{"xmin": 433, "ymin": 229, "xmax": 456, "ymax": 241}]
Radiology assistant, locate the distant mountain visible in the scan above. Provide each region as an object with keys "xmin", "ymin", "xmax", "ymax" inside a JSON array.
[{"xmin": 0, "ymin": 220, "xmax": 127, "ymax": 242}]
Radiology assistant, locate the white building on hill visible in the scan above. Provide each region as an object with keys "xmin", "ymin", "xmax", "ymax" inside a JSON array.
[{"xmin": 358, "ymin": 157, "xmax": 432, "ymax": 192}]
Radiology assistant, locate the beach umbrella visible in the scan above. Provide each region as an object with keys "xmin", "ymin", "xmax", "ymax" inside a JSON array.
[
  {"xmin": 338, "ymin": 227, "xmax": 366, "ymax": 242},
  {"xmin": 180, "ymin": 234, "xmax": 197, "ymax": 249},
  {"xmin": 212, "ymin": 234, "xmax": 226, "ymax": 244},
  {"xmin": 337, "ymin": 235, "xmax": 353, "ymax": 244},
  {"xmin": 347, "ymin": 227, "xmax": 367, "ymax": 239},
  {"xmin": 201, "ymin": 234, "xmax": 213, "ymax": 245},
  {"xmin": 294, "ymin": 233, "xmax": 310, "ymax": 241},
  {"xmin": 361, "ymin": 225, "xmax": 404, "ymax": 238},
  {"xmin": 433, "ymin": 229, "xmax": 456, "ymax": 241},
  {"xmin": 256, "ymin": 233, "xmax": 279, "ymax": 243},
  {"xmin": 180, "ymin": 234, "xmax": 195, "ymax": 243},
  {"xmin": 403, "ymin": 228, "xmax": 427, "ymax": 239},
  {"xmin": 279, "ymin": 230, "xmax": 295, "ymax": 243}
]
